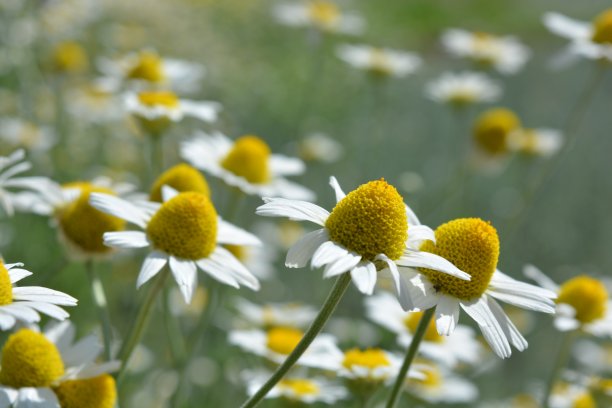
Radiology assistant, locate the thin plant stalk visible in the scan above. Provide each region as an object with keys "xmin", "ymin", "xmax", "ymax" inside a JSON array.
[
  {"xmin": 85, "ymin": 260, "xmax": 113, "ymax": 362},
  {"xmin": 241, "ymin": 273, "xmax": 352, "ymax": 408},
  {"xmin": 541, "ymin": 330, "xmax": 577, "ymax": 408}
]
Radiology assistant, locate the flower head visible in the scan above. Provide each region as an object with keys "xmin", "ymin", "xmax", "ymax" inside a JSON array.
[
  {"xmin": 425, "ymin": 71, "xmax": 501, "ymax": 107},
  {"xmin": 473, "ymin": 108, "xmax": 521, "ymax": 156},
  {"xmin": 336, "ymin": 44, "xmax": 422, "ymax": 78},
  {"xmin": 272, "ymin": 1, "xmax": 365, "ymax": 35},
  {"xmin": 149, "ymin": 163, "xmax": 210, "ymax": 202}
]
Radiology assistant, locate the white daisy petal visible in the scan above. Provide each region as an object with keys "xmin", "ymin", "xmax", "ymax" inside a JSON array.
[
  {"xmin": 8, "ymin": 268, "xmax": 32, "ymax": 283},
  {"xmin": 103, "ymin": 231, "xmax": 150, "ymax": 248},
  {"xmin": 256, "ymin": 198, "xmax": 329, "ymax": 226},
  {"xmin": 323, "ymin": 252, "xmax": 362, "ymax": 278},
  {"xmin": 350, "ymin": 262, "xmax": 377, "ymax": 295},
  {"xmin": 161, "ymin": 185, "xmax": 180, "ymax": 202},
  {"xmin": 217, "ymin": 218, "xmax": 261, "ymax": 246},
  {"xmin": 136, "ymin": 251, "xmax": 168, "ymax": 288},
  {"xmin": 543, "ymin": 12, "xmax": 591, "ymax": 40},
  {"xmin": 5, "ymin": 263, "xmax": 24, "ymax": 269},
  {"xmin": 487, "ymin": 296, "xmax": 528, "ymax": 351},
  {"xmin": 460, "ymin": 296, "xmax": 511, "ymax": 359},
  {"xmin": 0, "ymin": 387, "xmax": 17, "ymax": 405},
  {"xmin": 486, "ymin": 289, "xmax": 555, "ymax": 313},
  {"xmin": 405, "ymin": 204, "xmax": 421, "ymax": 226},
  {"xmin": 12, "ymin": 287, "xmax": 77, "ymax": 306},
  {"xmin": 89, "ymin": 193, "xmax": 148, "ymax": 228},
  {"xmin": 209, "ymin": 247, "xmax": 260, "ymax": 291},
  {"xmin": 0, "ymin": 304, "xmax": 40, "ymax": 323},
  {"xmin": 196, "ymin": 257, "xmax": 240, "ymax": 288},
  {"xmin": 269, "ymin": 155, "xmax": 306, "ymax": 176},
  {"xmin": 376, "ymin": 254, "xmax": 401, "ymax": 294},
  {"xmin": 329, "ymin": 177, "xmax": 346, "ymax": 202},
  {"xmin": 61, "ymin": 334, "xmax": 102, "ymax": 367},
  {"xmin": 17, "ymin": 302, "xmax": 69, "ymax": 321},
  {"xmin": 312, "ymin": 241, "xmax": 348, "ymax": 269},
  {"xmin": 522, "ymin": 264, "xmax": 559, "ymax": 292},
  {"xmin": 169, "ymin": 257, "xmax": 198, "ymax": 303},
  {"xmin": 406, "ymin": 225, "xmax": 435, "ymax": 247},
  {"xmin": 436, "ymin": 295, "xmax": 460, "ymax": 336},
  {"xmin": 286, "ymin": 229, "xmax": 329, "ymax": 268},
  {"xmin": 16, "ymin": 387, "xmax": 60, "ymax": 408},
  {"xmin": 398, "ymin": 250, "xmax": 470, "ymax": 280},
  {"xmin": 0, "ymin": 312, "xmax": 16, "ymax": 330},
  {"xmin": 43, "ymin": 321, "xmax": 74, "ymax": 352}
]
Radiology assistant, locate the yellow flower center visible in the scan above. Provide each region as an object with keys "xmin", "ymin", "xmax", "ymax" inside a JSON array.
[
  {"xmin": 308, "ymin": 1, "xmax": 339, "ymax": 28},
  {"xmin": 137, "ymin": 91, "xmax": 180, "ymax": 109},
  {"xmin": 54, "ymin": 375, "xmax": 117, "ymax": 408},
  {"xmin": 420, "ymin": 218, "xmax": 500, "ymax": 300},
  {"xmin": 573, "ymin": 392, "xmax": 596, "ymax": 408},
  {"xmin": 325, "ymin": 179, "xmax": 407, "ymax": 261},
  {"xmin": 592, "ymin": 9, "xmax": 612, "ymax": 44},
  {"xmin": 52, "ymin": 41, "xmax": 88, "ymax": 74},
  {"xmin": 278, "ymin": 379, "xmax": 320, "ymax": 397},
  {"xmin": 557, "ymin": 276, "xmax": 608, "ymax": 324},
  {"xmin": 0, "ymin": 262, "xmax": 13, "ymax": 306},
  {"xmin": 409, "ymin": 365, "xmax": 441, "ymax": 389},
  {"xmin": 449, "ymin": 90, "xmax": 477, "ymax": 106},
  {"xmin": 146, "ymin": 192, "xmax": 218, "ymax": 260},
  {"xmin": 0, "ymin": 329, "xmax": 64, "ymax": 388},
  {"xmin": 220, "ymin": 135, "xmax": 271, "ymax": 184},
  {"xmin": 404, "ymin": 312, "xmax": 444, "ymax": 343},
  {"xmin": 58, "ymin": 183, "xmax": 126, "ymax": 254},
  {"xmin": 127, "ymin": 51, "xmax": 166, "ymax": 83},
  {"xmin": 149, "ymin": 163, "xmax": 210, "ymax": 202},
  {"xmin": 266, "ymin": 327, "xmax": 303, "ymax": 355},
  {"xmin": 342, "ymin": 348, "xmax": 390, "ymax": 370},
  {"xmin": 473, "ymin": 108, "xmax": 521, "ymax": 155}
]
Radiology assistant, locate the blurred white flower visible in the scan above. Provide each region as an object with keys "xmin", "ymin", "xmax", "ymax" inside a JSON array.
[
  {"xmin": 298, "ymin": 133, "xmax": 343, "ymax": 163},
  {"xmin": 0, "ymin": 149, "xmax": 38, "ymax": 216},
  {"xmin": 272, "ymin": 0, "xmax": 365, "ymax": 35},
  {"xmin": 234, "ymin": 299, "xmax": 317, "ymax": 329},
  {"xmin": 125, "ymin": 90, "xmax": 221, "ymax": 124},
  {"xmin": 507, "ymin": 128, "xmax": 563, "ymax": 157},
  {"xmin": 336, "ymin": 44, "xmax": 421, "ymax": 78},
  {"xmin": 406, "ymin": 362, "xmax": 479, "ymax": 403},
  {"xmin": 0, "ymin": 119, "xmax": 55, "ymax": 154},
  {"xmin": 549, "ymin": 382, "xmax": 596, "ymax": 408},
  {"xmin": 425, "ymin": 71, "xmax": 501, "ymax": 106},
  {"xmin": 66, "ymin": 78, "xmax": 124, "ymax": 124}
]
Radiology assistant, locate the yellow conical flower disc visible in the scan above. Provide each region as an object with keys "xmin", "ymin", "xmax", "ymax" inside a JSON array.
[
  {"xmin": 308, "ymin": 1, "xmax": 340, "ymax": 27},
  {"xmin": 278, "ymin": 379, "xmax": 320, "ymax": 397},
  {"xmin": 220, "ymin": 135, "xmax": 271, "ymax": 184},
  {"xmin": 404, "ymin": 312, "xmax": 444, "ymax": 343},
  {"xmin": 342, "ymin": 348, "xmax": 390, "ymax": 370},
  {"xmin": 137, "ymin": 91, "xmax": 179, "ymax": 109},
  {"xmin": 127, "ymin": 51, "xmax": 165, "ymax": 83},
  {"xmin": 52, "ymin": 41, "xmax": 88, "ymax": 74},
  {"xmin": 0, "ymin": 262, "xmax": 13, "ymax": 306},
  {"xmin": 54, "ymin": 375, "xmax": 117, "ymax": 408},
  {"xmin": 266, "ymin": 327, "xmax": 303, "ymax": 355},
  {"xmin": 0, "ymin": 329, "xmax": 64, "ymax": 388},
  {"xmin": 473, "ymin": 108, "xmax": 521, "ymax": 155},
  {"xmin": 325, "ymin": 179, "xmax": 407, "ymax": 261},
  {"xmin": 58, "ymin": 183, "xmax": 126, "ymax": 254},
  {"xmin": 592, "ymin": 9, "xmax": 612, "ymax": 44},
  {"xmin": 146, "ymin": 192, "xmax": 218, "ymax": 260},
  {"xmin": 149, "ymin": 163, "xmax": 210, "ymax": 202},
  {"xmin": 557, "ymin": 276, "xmax": 608, "ymax": 324},
  {"xmin": 420, "ymin": 218, "xmax": 500, "ymax": 300}
]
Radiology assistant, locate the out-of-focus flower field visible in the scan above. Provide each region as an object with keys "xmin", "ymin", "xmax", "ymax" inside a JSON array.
[{"xmin": 0, "ymin": 0, "xmax": 611, "ymax": 407}]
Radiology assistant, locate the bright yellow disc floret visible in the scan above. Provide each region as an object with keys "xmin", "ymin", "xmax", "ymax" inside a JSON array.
[
  {"xmin": 0, "ymin": 329, "xmax": 65, "ymax": 388},
  {"xmin": 557, "ymin": 275, "xmax": 608, "ymax": 324},
  {"xmin": 308, "ymin": 1, "xmax": 339, "ymax": 28},
  {"xmin": 127, "ymin": 51, "xmax": 165, "ymax": 83},
  {"xmin": 220, "ymin": 135, "xmax": 271, "ymax": 184},
  {"xmin": 54, "ymin": 374, "xmax": 117, "ymax": 408},
  {"xmin": 404, "ymin": 312, "xmax": 444, "ymax": 343},
  {"xmin": 149, "ymin": 163, "xmax": 210, "ymax": 202},
  {"xmin": 342, "ymin": 348, "xmax": 390, "ymax": 370},
  {"xmin": 420, "ymin": 218, "xmax": 500, "ymax": 300},
  {"xmin": 146, "ymin": 192, "xmax": 218, "ymax": 260},
  {"xmin": 278, "ymin": 378, "xmax": 320, "ymax": 397},
  {"xmin": 592, "ymin": 9, "xmax": 612, "ymax": 44},
  {"xmin": 52, "ymin": 41, "xmax": 88, "ymax": 74},
  {"xmin": 58, "ymin": 183, "xmax": 126, "ymax": 254},
  {"xmin": 325, "ymin": 179, "xmax": 407, "ymax": 261},
  {"xmin": 266, "ymin": 327, "xmax": 303, "ymax": 355},
  {"xmin": 137, "ymin": 91, "xmax": 180, "ymax": 109},
  {"xmin": 0, "ymin": 262, "xmax": 13, "ymax": 306},
  {"xmin": 473, "ymin": 108, "xmax": 521, "ymax": 155}
]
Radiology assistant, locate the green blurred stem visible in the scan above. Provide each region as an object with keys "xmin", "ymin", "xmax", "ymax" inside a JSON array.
[
  {"xmin": 385, "ymin": 307, "xmax": 435, "ymax": 408},
  {"xmin": 241, "ymin": 273, "xmax": 352, "ymax": 408},
  {"xmin": 147, "ymin": 134, "xmax": 164, "ymax": 186},
  {"xmin": 85, "ymin": 260, "xmax": 113, "ymax": 362},
  {"xmin": 162, "ymin": 285, "xmax": 186, "ymax": 364},
  {"xmin": 541, "ymin": 330, "xmax": 577, "ymax": 408},
  {"xmin": 117, "ymin": 268, "xmax": 169, "ymax": 385}
]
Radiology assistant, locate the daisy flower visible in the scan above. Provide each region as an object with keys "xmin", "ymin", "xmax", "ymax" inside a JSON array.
[
  {"xmin": 524, "ymin": 265, "xmax": 612, "ymax": 337},
  {"xmin": 298, "ymin": 133, "xmax": 344, "ymax": 163},
  {"xmin": 255, "ymin": 177, "xmax": 469, "ymax": 299},
  {"xmin": 181, "ymin": 131, "xmax": 314, "ymax": 200},
  {"xmin": 0, "ymin": 261, "xmax": 77, "ymax": 330},
  {"xmin": 543, "ymin": 10, "xmax": 612, "ymax": 63},
  {"xmin": 272, "ymin": 0, "xmax": 365, "ymax": 35},
  {"xmin": 549, "ymin": 382, "xmax": 596, "ymax": 408},
  {"xmin": 65, "ymin": 78, "xmax": 123, "ymax": 124},
  {"xmin": 234, "ymin": 298, "xmax": 317, "ymax": 329},
  {"xmin": 50, "ymin": 41, "xmax": 88, "ymax": 75},
  {"xmin": 398, "ymin": 218, "xmax": 557, "ymax": 359},
  {"xmin": 473, "ymin": 107, "xmax": 522, "ymax": 157},
  {"xmin": 336, "ymin": 44, "xmax": 422, "ymax": 78},
  {"xmin": 0, "ymin": 149, "xmax": 39, "ymax": 216},
  {"xmin": 365, "ymin": 292, "xmax": 481, "ymax": 368},
  {"xmin": 425, "ymin": 71, "xmax": 502, "ymax": 107},
  {"xmin": 0, "ymin": 321, "xmax": 119, "ymax": 407},
  {"xmin": 507, "ymin": 128, "xmax": 564, "ymax": 157},
  {"xmin": 0, "ymin": 118, "xmax": 56, "ymax": 153},
  {"xmin": 405, "ymin": 361, "xmax": 479, "ymax": 404},
  {"xmin": 90, "ymin": 186, "xmax": 261, "ymax": 302},
  {"xmin": 441, "ymin": 29, "xmax": 530, "ymax": 74}
]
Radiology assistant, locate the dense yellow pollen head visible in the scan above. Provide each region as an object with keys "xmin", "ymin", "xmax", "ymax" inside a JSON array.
[
  {"xmin": 557, "ymin": 276, "xmax": 608, "ymax": 324},
  {"xmin": 127, "ymin": 51, "xmax": 166, "ymax": 83},
  {"xmin": 0, "ymin": 262, "xmax": 13, "ymax": 306},
  {"xmin": 0, "ymin": 329, "xmax": 64, "ymax": 388},
  {"xmin": 52, "ymin": 41, "xmax": 88, "ymax": 74},
  {"xmin": 149, "ymin": 163, "xmax": 210, "ymax": 202},
  {"xmin": 473, "ymin": 108, "xmax": 521, "ymax": 155},
  {"xmin": 420, "ymin": 218, "xmax": 500, "ymax": 300},
  {"xmin": 325, "ymin": 179, "xmax": 407, "ymax": 261},
  {"xmin": 404, "ymin": 312, "xmax": 444, "ymax": 343},
  {"xmin": 592, "ymin": 9, "xmax": 612, "ymax": 44},
  {"xmin": 278, "ymin": 379, "xmax": 320, "ymax": 397},
  {"xmin": 342, "ymin": 348, "xmax": 390, "ymax": 370},
  {"xmin": 220, "ymin": 135, "xmax": 271, "ymax": 184},
  {"xmin": 573, "ymin": 392, "xmax": 596, "ymax": 408},
  {"xmin": 308, "ymin": 1, "xmax": 339, "ymax": 27},
  {"xmin": 137, "ymin": 91, "xmax": 180, "ymax": 109},
  {"xmin": 266, "ymin": 327, "xmax": 303, "ymax": 355},
  {"xmin": 146, "ymin": 192, "xmax": 218, "ymax": 260},
  {"xmin": 54, "ymin": 374, "xmax": 117, "ymax": 408},
  {"xmin": 58, "ymin": 183, "xmax": 126, "ymax": 254}
]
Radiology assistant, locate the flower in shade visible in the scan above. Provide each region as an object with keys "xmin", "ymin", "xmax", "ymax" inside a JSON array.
[
  {"xmin": 272, "ymin": 1, "xmax": 365, "ymax": 35},
  {"xmin": 472, "ymin": 107, "xmax": 522, "ymax": 157},
  {"xmin": 234, "ymin": 298, "xmax": 317, "ymax": 329},
  {"xmin": 298, "ymin": 133, "xmax": 343, "ymax": 163},
  {"xmin": 398, "ymin": 218, "xmax": 557, "ymax": 359},
  {"xmin": 336, "ymin": 44, "xmax": 421, "ymax": 78},
  {"xmin": 90, "ymin": 186, "xmax": 261, "ymax": 303},
  {"xmin": 507, "ymin": 128, "xmax": 563, "ymax": 157},
  {"xmin": 181, "ymin": 131, "xmax": 314, "ymax": 200},
  {"xmin": 425, "ymin": 71, "xmax": 502, "ymax": 107},
  {"xmin": 405, "ymin": 361, "xmax": 479, "ymax": 404}
]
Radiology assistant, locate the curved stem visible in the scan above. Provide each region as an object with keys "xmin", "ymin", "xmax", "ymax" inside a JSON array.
[
  {"xmin": 385, "ymin": 307, "xmax": 435, "ymax": 408},
  {"xmin": 241, "ymin": 273, "xmax": 352, "ymax": 408},
  {"xmin": 541, "ymin": 330, "xmax": 577, "ymax": 408},
  {"xmin": 85, "ymin": 260, "xmax": 113, "ymax": 362}
]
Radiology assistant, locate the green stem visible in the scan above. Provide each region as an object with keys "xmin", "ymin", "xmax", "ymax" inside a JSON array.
[
  {"xmin": 85, "ymin": 260, "xmax": 113, "ymax": 362},
  {"xmin": 147, "ymin": 133, "xmax": 164, "ymax": 186},
  {"xmin": 162, "ymin": 285, "xmax": 186, "ymax": 364},
  {"xmin": 385, "ymin": 307, "xmax": 435, "ymax": 408},
  {"xmin": 541, "ymin": 330, "xmax": 577, "ymax": 408},
  {"xmin": 241, "ymin": 273, "xmax": 352, "ymax": 408}
]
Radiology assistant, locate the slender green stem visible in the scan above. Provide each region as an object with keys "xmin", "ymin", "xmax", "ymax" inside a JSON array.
[
  {"xmin": 85, "ymin": 260, "xmax": 113, "ymax": 362},
  {"xmin": 385, "ymin": 307, "xmax": 435, "ymax": 408},
  {"xmin": 241, "ymin": 273, "xmax": 352, "ymax": 408},
  {"xmin": 146, "ymin": 133, "xmax": 164, "ymax": 186},
  {"xmin": 162, "ymin": 285, "xmax": 186, "ymax": 364},
  {"xmin": 541, "ymin": 330, "xmax": 577, "ymax": 408}
]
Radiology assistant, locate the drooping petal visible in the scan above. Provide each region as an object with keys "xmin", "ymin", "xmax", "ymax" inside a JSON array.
[
  {"xmin": 350, "ymin": 262, "xmax": 377, "ymax": 295},
  {"xmin": 286, "ymin": 229, "xmax": 328, "ymax": 268},
  {"xmin": 398, "ymin": 250, "xmax": 470, "ymax": 280},
  {"xmin": 169, "ymin": 257, "xmax": 198, "ymax": 303},
  {"xmin": 103, "ymin": 231, "xmax": 150, "ymax": 248},
  {"xmin": 89, "ymin": 193, "xmax": 149, "ymax": 228},
  {"xmin": 461, "ymin": 296, "xmax": 511, "ymax": 359},
  {"xmin": 12, "ymin": 287, "xmax": 77, "ymax": 306},
  {"xmin": 323, "ymin": 252, "xmax": 362, "ymax": 278},
  {"xmin": 435, "ymin": 295, "xmax": 460, "ymax": 336},
  {"xmin": 256, "ymin": 198, "xmax": 329, "ymax": 226},
  {"xmin": 217, "ymin": 218, "xmax": 261, "ymax": 246},
  {"xmin": 487, "ymin": 296, "xmax": 528, "ymax": 351},
  {"xmin": 329, "ymin": 176, "xmax": 346, "ymax": 202},
  {"xmin": 136, "ymin": 251, "xmax": 168, "ymax": 288},
  {"xmin": 269, "ymin": 155, "xmax": 306, "ymax": 176},
  {"xmin": 311, "ymin": 241, "xmax": 348, "ymax": 269}
]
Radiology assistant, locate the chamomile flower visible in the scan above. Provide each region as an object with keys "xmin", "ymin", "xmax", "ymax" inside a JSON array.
[
  {"xmin": 0, "ymin": 118, "xmax": 56, "ymax": 153},
  {"xmin": 0, "ymin": 261, "xmax": 77, "ymax": 330},
  {"xmin": 148, "ymin": 163, "xmax": 210, "ymax": 202},
  {"xmin": 336, "ymin": 44, "xmax": 422, "ymax": 78},
  {"xmin": 544, "ymin": 10, "xmax": 612, "ymax": 63},
  {"xmin": 441, "ymin": 29, "xmax": 530, "ymax": 74},
  {"xmin": 425, "ymin": 71, "xmax": 502, "ymax": 107},
  {"xmin": 0, "ymin": 149, "xmax": 39, "ymax": 216},
  {"xmin": 272, "ymin": 1, "xmax": 365, "ymax": 35},
  {"xmin": 298, "ymin": 133, "xmax": 344, "ymax": 163},
  {"xmin": 50, "ymin": 41, "xmax": 88, "ymax": 75},
  {"xmin": 473, "ymin": 107, "xmax": 522, "ymax": 157},
  {"xmin": 398, "ymin": 218, "xmax": 557, "ymax": 359},
  {"xmin": 0, "ymin": 321, "xmax": 119, "ymax": 408},
  {"xmin": 365, "ymin": 292, "xmax": 481, "ymax": 368},
  {"xmin": 256, "ymin": 177, "xmax": 469, "ymax": 298},
  {"xmin": 234, "ymin": 298, "xmax": 317, "ymax": 329},
  {"xmin": 549, "ymin": 382, "xmax": 596, "ymax": 408},
  {"xmin": 90, "ymin": 186, "xmax": 261, "ymax": 302},
  {"xmin": 405, "ymin": 361, "xmax": 479, "ymax": 404},
  {"xmin": 66, "ymin": 79, "xmax": 123, "ymax": 124},
  {"xmin": 507, "ymin": 128, "xmax": 563, "ymax": 157},
  {"xmin": 524, "ymin": 265, "xmax": 612, "ymax": 337},
  {"xmin": 181, "ymin": 131, "xmax": 314, "ymax": 200}
]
